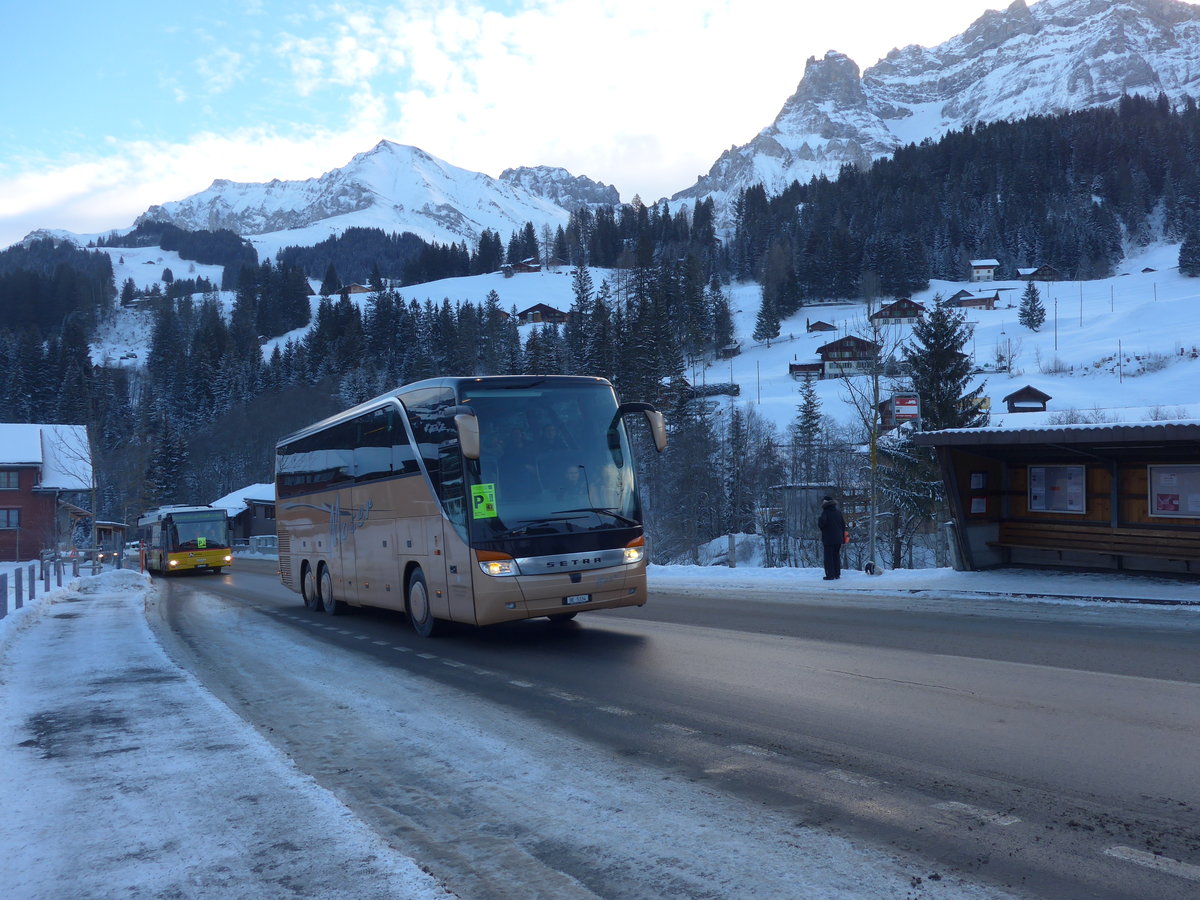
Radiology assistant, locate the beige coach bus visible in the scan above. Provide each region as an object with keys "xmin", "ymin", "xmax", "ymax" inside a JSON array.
[{"xmin": 275, "ymin": 375, "xmax": 666, "ymax": 636}]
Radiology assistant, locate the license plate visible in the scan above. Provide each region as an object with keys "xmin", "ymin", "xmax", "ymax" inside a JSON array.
[
  {"xmin": 194, "ymin": 562, "xmax": 208, "ymax": 568},
  {"xmin": 564, "ymin": 594, "xmax": 591, "ymax": 605}
]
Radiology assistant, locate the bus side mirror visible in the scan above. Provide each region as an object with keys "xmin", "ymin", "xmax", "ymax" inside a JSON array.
[
  {"xmin": 615, "ymin": 402, "xmax": 667, "ymax": 453},
  {"xmin": 455, "ymin": 412, "xmax": 480, "ymax": 460},
  {"xmin": 645, "ymin": 409, "xmax": 667, "ymax": 452}
]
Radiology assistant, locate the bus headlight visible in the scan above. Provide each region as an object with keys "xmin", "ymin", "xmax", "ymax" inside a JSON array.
[
  {"xmin": 168, "ymin": 559, "xmax": 179, "ymax": 567},
  {"xmin": 624, "ymin": 537, "xmax": 645, "ymax": 564},
  {"xmin": 223, "ymin": 555, "xmax": 233, "ymax": 562},
  {"xmin": 477, "ymin": 550, "xmax": 517, "ymax": 577}
]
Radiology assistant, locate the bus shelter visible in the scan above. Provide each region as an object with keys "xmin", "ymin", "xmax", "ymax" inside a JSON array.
[{"xmin": 912, "ymin": 421, "xmax": 1200, "ymax": 575}]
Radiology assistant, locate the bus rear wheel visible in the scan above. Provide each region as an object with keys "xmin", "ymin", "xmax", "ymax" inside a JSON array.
[
  {"xmin": 406, "ymin": 569, "xmax": 443, "ymax": 637},
  {"xmin": 319, "ymin": 566, "xmax": 344, "ymax": 616},
  {"xmin": 301, "ymin": 565, "xmax": 319, "ymax": 610}
]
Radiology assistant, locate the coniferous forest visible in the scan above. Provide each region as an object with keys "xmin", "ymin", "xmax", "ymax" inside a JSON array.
[{"xmin": 2, "ymin": 95, "xmax": 1199, "ymax": 565}]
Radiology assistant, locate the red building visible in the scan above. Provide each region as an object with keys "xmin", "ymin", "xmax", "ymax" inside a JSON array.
[{"xmin": 0, "ymin": 424, "xmax": 93, "ymax": 561}]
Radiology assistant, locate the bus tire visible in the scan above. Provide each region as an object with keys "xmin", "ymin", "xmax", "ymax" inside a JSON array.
[
  {"xmin": 319, "ymin": 565, "xmax": 344, "ymax": 616},
  {"xmin": 406, "ymin": 568, "xmax": 443, "ymax": 637},
  {"xmin": 301, "ymin": 565, "xmax": 319, "ymax": 611}
]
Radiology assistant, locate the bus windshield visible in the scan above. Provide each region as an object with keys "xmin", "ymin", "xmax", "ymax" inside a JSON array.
[
  {"xmin": 461, "ymin": 382, "xmax": 642, "ymax": 540},
  {"xmin": 169, "ymin": 514, "xmax": 231, "ymax": 551}
]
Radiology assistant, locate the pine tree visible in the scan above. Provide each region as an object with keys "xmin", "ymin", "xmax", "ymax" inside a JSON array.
[
  {"xmin": 902, "ymin": 295, "xmax": 987, "ymax": 430},
  {"xmin": 752, "ymin": 288, "xmax": 781, "ymax": 345},
  {"xmin": 1180, "ymin": 230, "xmax": 1200, "ymax": 277},
  {"xmin": 790, "ymin": 377, "xmax": 823, "ymax": 483},
  {"xmin": 1017, "ymin": 281, "xmax": 1046, "ymax": 331}
]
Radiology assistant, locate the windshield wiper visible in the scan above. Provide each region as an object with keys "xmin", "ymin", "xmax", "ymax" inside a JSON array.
[
  {"xmin": 551, "ymin": 507, "xmax": 639, "ymax": 526},
  {"xmin": 503, "ymin": 515, "xmax": 587, "ymax": 537}
]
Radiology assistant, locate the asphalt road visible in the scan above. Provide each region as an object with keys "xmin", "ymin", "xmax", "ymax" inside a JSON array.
[{"xmin": 149, "ymin": 559, "xmax": 1200, "ymax": 900}]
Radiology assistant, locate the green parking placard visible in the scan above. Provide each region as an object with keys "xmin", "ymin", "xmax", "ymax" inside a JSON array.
[{"xmin": 471, "ymin": 483, "xmax": 498, "ymax": 518}]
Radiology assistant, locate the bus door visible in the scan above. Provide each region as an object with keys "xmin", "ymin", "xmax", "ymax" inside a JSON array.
[{"xmin": 440, "ymin": 520, "xmax": 474, "ymax": 624}]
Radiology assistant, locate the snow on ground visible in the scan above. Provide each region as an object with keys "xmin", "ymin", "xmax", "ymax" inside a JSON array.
[
  {"xmin": 0, "ymin": 560, "xmax": 1194, "ymax": 898},
  {"xmin": 0, "ymin": 569, "xmax": 452, "ymax": 899}
]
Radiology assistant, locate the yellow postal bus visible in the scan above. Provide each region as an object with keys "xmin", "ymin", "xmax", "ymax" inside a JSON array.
[
  {"xmin": 274, "ymin": 375, "xmax": 666, "ymax": 636},
  {"xmin": 137, "ymin": 505, "xmax": 233, "ymax": 574}
]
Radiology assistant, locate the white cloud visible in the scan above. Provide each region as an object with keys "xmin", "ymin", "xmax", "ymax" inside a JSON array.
[{"xmin": 1, "ymin": 0, "xmax": 1006, "ymax": 245}]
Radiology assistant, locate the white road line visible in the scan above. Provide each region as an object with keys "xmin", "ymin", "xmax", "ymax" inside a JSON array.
[
  {"xmin": 353, "ymin": 635, "xmax": 369, "ymax": 640},
  {"xmin": 508, "ymin": 680, "xmax": 534, "ymax": 688},
  {"xmin": 1104, "ymin": 846, "xmax": 1200, "ymax": 882},
  {"xmin": 442, "ymin": 659, "xmax": 466, "ymax": 668},
  {"xmin": 933, "ymin": 801, "xmax": 1021, "ymax": 826},
  {"xmin": 549, "ymin": 690, "xmax": 582, "ymax": 702},
  {"xmin": 417, "ymin": 652, "xmax": 438, "ymax": 659},
  {"xmin": 391, "ymin": 646, "xmax": 411, "ymax": 652},
  {"xmin": 825, "ymin": 768, "xmax": 880, "ymax": 788},
  {"xmin": 372, "ymin": 640, "xmax": 389, "ymax": 645},
  {"xmin": 597, "ymin": 706, "xmax": 635, "ymax": 716},
  {"xmin": 655, "ymin": 723, "xmax": 699, "ymax": 736},
  {"xmin": 730, "ymin": 743, "xmax": 780, "ymax": 758}
]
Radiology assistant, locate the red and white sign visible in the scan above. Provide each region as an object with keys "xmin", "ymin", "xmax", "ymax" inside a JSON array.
[{"xmin": 893, "ymin": 394, "xmax": 920, "ymax": 420}]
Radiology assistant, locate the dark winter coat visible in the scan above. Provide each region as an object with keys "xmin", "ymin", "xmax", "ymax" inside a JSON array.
[{"xmin": 817, "ymin": 499, "xmax": 845, "ymax": 547}]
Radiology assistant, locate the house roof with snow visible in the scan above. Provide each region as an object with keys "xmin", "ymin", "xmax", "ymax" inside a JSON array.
[
  {"xmin": 0, "ymin": 423, "xmax": 92, "ymax": 490},
  {"xmin": 210, "ymin": 483, "xmax": 275, "ymax": 515}
]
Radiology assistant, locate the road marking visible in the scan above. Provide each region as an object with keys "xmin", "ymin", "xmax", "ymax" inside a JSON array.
[
  {"xmin": 508, "ymin": 680, "xmax": 534, "ymax": 688},
  {"xmin": 655, "ymin": 723, "xmax": 699, "ymax": 736},
  {"xmin": 372, "ymin": 640, "xmax": 389, "ymax": 645},
  {"xmin": 1104, "ymin": 846, "xmax": 1200, "ymax": 882},
  {"xmin": 933, "ymin": 801, "xmax": 1020, "ymax": 826},
  {"xmin": 353, "ymin": 635, "xmax": 369, "ymax": 640},
  {"xmin": 597, "ymin": 706, "xmax": 635, "ymax": 716},
  {"xmin": 392, "ymin": 646, "xmax": 411, "ymax": 652},
  {"xmin": 417, "ymin": 652, "xmax": 438, "ymax": 660},
  {"xmin": 442, "ymin": 659, "xmax": 466, "ymax": 668},
  {"xmin": 730, "ymin": 743, "xmax": 780, "ymax": 758},
  {"xmin": 825, "ymin": 768, "xmax": 880, "ymax": 787},
  {"xmin": 549, "ymin": 689, "xmax": 583, "ymax": 702}
]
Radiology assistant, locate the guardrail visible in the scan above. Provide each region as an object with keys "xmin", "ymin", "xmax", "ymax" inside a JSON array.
[{"xmin": 1, "ymin": 555, "xmax": 104, "ymax": 621}]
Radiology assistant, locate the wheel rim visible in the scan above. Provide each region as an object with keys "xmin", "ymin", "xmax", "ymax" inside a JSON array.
[
  {"xmin": 409, "ymin": 578, "xmax": 430, "ymax": 626},
  {"xmin": 302, "ymin": 568, "xmax": 317, "ymax": 609},
  {"xmin": 320, "ymin": 568, "xmax": 338, "ymax": 615}
]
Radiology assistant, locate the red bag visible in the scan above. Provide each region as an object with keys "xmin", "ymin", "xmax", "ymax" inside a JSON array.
[{"xmin": 843, "ymin": 530, "xmax": 850, "ymax": 544}]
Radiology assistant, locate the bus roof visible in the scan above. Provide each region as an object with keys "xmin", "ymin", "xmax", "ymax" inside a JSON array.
[
  {"xmin": 276, "ymin": 375, "xmax": 615, "ymax": 449},
  {"xmin": 136, "ymin": 505, "xmax": 225, "ymax": 526}
]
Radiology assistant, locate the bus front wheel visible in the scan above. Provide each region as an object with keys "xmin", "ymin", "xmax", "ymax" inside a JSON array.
[
  {"xmin": 406, "ymin": 569, "xmax": 443, "ymax": 637},
  {"xmin": 319, "ymin": 566, "xmax": 344, "ymax": 616},
  {"xmin": 301, "ymin": 565, "xmax": 319, "ymax": 611}
]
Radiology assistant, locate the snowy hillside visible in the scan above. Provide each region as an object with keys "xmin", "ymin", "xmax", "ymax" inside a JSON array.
[{"xmin": 115, "ymin": 240, "xmax": 1197, "ymax": 438}]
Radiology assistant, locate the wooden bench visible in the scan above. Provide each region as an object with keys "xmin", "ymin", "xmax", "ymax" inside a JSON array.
[{"xmin": 989, "ymin": 521, "xmax": 1200, "ymax": 563}]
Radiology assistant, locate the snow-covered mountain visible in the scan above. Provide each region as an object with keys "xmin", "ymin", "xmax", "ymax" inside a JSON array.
[
  {"xmin": 499, "ymin": 166, "xmax": 620, "ymax": 209},
  {"xmin": 673, "ymin": 0, "xmax": 1200, "ymax": 206},
  {"xmin": 136, "ymin": 141, "xmax": 582, "ymax": 254}
]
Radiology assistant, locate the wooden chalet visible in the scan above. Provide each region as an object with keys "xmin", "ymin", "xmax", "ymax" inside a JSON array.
[
  {"xmin": 806, "ymin": 319, "xmax": 837, "ymax": 333},
  {"xmin": 788, "ymin": 361, "xmax": 824, "ymax": 380},
  {"xmin": 1016, "ymin": 265, "xmax": 1064, "ymax": 281},
  {"xmin": 948, "ymin": 290, "xmax": 999, "ymax": 310},
  {"xmin": 869, "ymin": 298, "xmax": 924, "ymax": 325},
  {"xmin": 816, "ymin": 335, "xmax": 880, "ymax": 378},
  {"xmin": 516, "ymin": 303, "xmax": 568, "ymax": 325}
]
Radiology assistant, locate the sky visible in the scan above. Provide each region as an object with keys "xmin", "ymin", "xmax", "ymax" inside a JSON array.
[{"xmin": 0, "ymin": 0, "xmax": 1010, "ymax": 249}]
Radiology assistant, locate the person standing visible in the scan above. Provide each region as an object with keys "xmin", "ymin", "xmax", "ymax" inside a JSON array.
[{"xmin": 817, "ymin": 495, "xmax": 845, "ymax": 580}]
